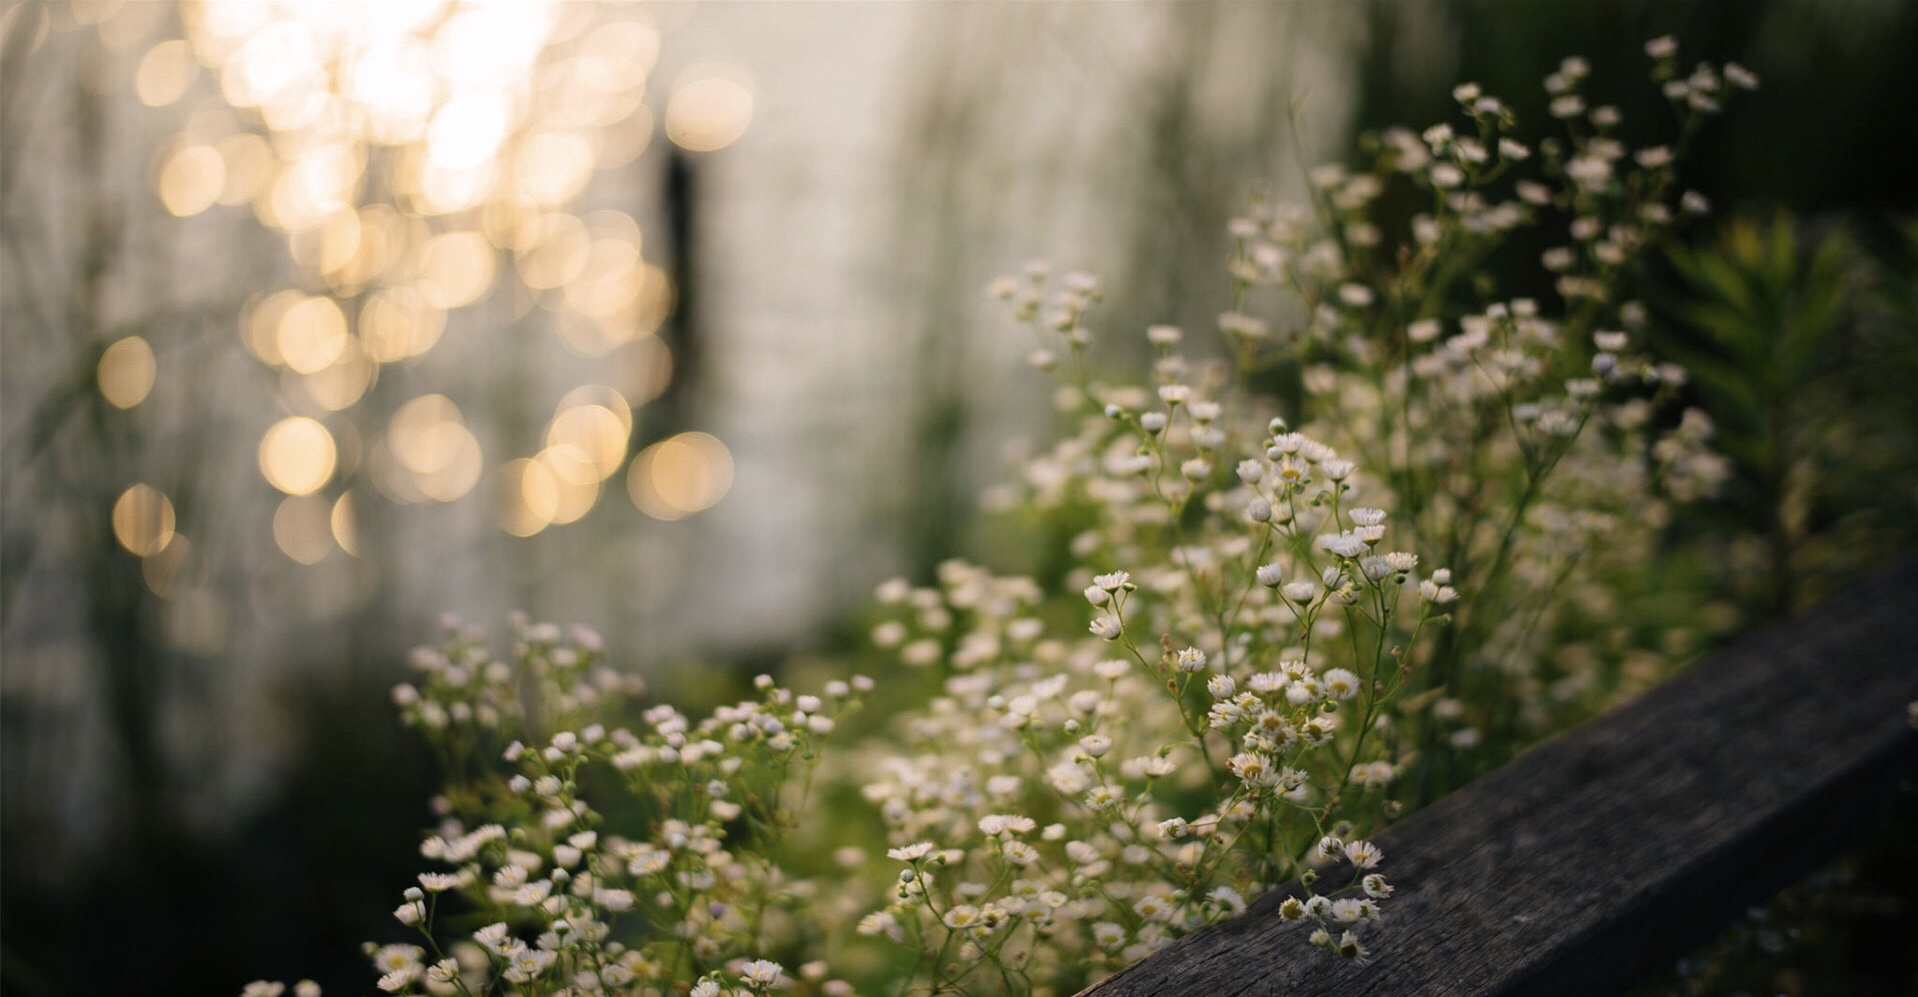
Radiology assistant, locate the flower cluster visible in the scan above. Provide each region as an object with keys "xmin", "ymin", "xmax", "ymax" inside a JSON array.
[
  {"xmin": 1212, "ymin": 37, "xmax": 1750, "ymax": 760},
  {"xmin": 246, "ymin": 38, "xmax": 1753, "ymax": 997},
  {"xmin": 281, "ymin": 618, "xmax": 870, "ymax": 997}
]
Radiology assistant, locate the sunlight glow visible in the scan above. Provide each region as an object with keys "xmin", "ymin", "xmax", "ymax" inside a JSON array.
[
  {"xmin": 628, "ymin": 432, "xmax": 733, "ymax": 521},
  {"xmin": 259, "ymin": 416, "xmax": 338, "ymax": 496},
  {"xmin": 98, "ymin": 336, "xmax": 157, "ymax": 409},
  {"xmin": 113, "ymin": 483, "xmax": 177, "ymax": 557}
]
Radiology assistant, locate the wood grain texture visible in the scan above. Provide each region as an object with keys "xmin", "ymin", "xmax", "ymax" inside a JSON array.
[{"xmin": 1079, "ymin": 559, "xmax": 1918, "ymax": 997}]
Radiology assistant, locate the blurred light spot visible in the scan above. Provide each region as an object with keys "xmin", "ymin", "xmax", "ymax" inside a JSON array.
[
  {"xmin": 557, "ymin": 384, "xmax": 633, "ymax": 435},
  {"xmin": 665, "ymin": 65, "xmax": 753, "ymax": 153},
  {"xmin": 575, "ymin": 19, "xmax": 659, "ymax": 94},
  {"xmin": 389, "ymin": 395, "xmax": 482, "ymax": 502},
  {"xmin": 243, "ymin": 289, "xmax": 302, "ymax": 365},
  {"xmin": 142, "ymin": 533, "xmax": 194, "ymax": 598},
  {"xmin": 389, "ymin": 394, "xmax": 466, "ymax": 474},
  {"xmin": 349, "ymin": 39, "xmax": 435, "ymax": 145},
  {"xmin": 113, "ymin": 483, "xmax": 176, "ymax": 557},
  {"xmin": 628, "ymin": 432, "xmax": 732, "ymax": 521},
  {"xmin": 98, "ymin": 336, "xmax": 157, "ymax": 409},
  {"xmin": 341, "ymin": 204, "xmax": 402, "ymax": 282},
  {"xmin": 259, "ymin": 416, "xmax": 337, "ymax": 495},
  {"xmin": 536, "ymin": 445, "xmax": 601, "ymax": 524},
  {"xmin": 513, "ymin": 130, "xmax": 596, "ymax": 206},
  {"xmin": 417, "ymin": 231, "xmax": 496, "ymax": 309},
  {"xmin": 136, "ymin": 39, "xmax": 198, "ymax": 107},
  {"xmin": 331, "ymin": 491, "xmax": 361, "ymax": 555},
  {"xmin": 516, "ymin": 212, "xmax": 590, "ymax": 290},
  {"xmin": 597, "ymin": 105, "xmax": 654, "ymax": 169},
  {"xmin": 414, "ymin": 159, "xmax": 496, "ymax": 216},
  {"xmin": 546, "ymin": 402, "xmax": 628, "ymax": 479},
  {"xmin": 216, "ymin": 132, "xmax": 272, "ymax": 206},
  {"xmin": 367, "ymin": 439, "xmax": 428, "ymax": 504},
  {"xmin": 273, "ymin": 494, "xmax": 335, "ymax": 564},
  {"xmin": 431, "ymin": 3, "xmax": 555, "ymax": 93},
  {"xmin": 360, "ymin": 286, "xmax": 446, "ymax": 363},
  {"xmin": 223, "ymin": 19, "xmax": 321, "ymax": 110},
  {"xmin": 165, "ymin": 587, "xmax": 229, "ymax": 656},
  {"xmin": 497, "ymin": 457, "xmax": 556, "ymax": 536},
  {"xmin": 317, "ymin": 208, "xmax": 363, "ymax": 279},
  {"xmin": 428, "ymin": 94, "xmax": 511, "ymax": 171},
  {"xmin": 562, "ymin": 236, "xmax": 641, "ymax": 317},
  {"xmin": 416, "ymin": 432, "xmax": 482, "ymax": 502},
  {"xmin": 482, "ymin": 198, "xmax": 542, "ymax": 252},
  {"xmin": 159, "ymin": 145, "xmax": 225, "ymax": 217},
  {"xmin": 259, "ymin": 81, "xmax": 331, "ymax": 135},
  {"xmin": 556, "ymin": 263, "xmax": 671, "ymax": 356},
  {"xmin": 583, "ymin": 208, "xmax": 644, "ymax": 248},
  {"xmin": 299, "ymin": 337, "xmax": 376, "ymax": 411},
  {"xmin": 276, "ymin": 294, "xmax": 349, "ymax": 374},
  {"xmin": 267, "ymin": 142, "xmax": 360, "ymax": 232}
]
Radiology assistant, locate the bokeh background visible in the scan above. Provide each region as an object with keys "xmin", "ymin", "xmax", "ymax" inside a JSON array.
[{"xmin": 3, "ymin": 1, "xmax": 1915, "ymax": 995}]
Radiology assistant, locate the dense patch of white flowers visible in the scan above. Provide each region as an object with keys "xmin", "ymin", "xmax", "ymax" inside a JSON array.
[{"xmin": 249, "ymin": 36, "xmax": 1750, "ymax": 997}]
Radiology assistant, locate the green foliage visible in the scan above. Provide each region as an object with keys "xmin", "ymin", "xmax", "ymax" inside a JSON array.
[{"xmin": 1658, "ymin": 213, "xmax": 1918, "ymax": 615}]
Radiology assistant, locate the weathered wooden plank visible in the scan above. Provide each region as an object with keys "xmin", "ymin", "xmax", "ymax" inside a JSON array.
[{"xmin": 1080, "ymin": 559, "xmax": 1918, "ymax": 997}]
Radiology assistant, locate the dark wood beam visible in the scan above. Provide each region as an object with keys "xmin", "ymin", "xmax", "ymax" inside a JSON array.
[{"xmin": 1080, "ymin": 558, "xmax": 1918, "ymax": 996}]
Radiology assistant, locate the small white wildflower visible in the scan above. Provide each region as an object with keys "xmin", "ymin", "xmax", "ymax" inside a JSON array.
[
  {"xmin": 741, "ymin": 960, "xmax": 783, "ymax": 986},
  {"xmin": 888, "ymin": 842, "xmax": 935, "ymax": 861},
  {"xmin": 942, "ymin": 905, "xmax": 982, "ymax": 929},
  {"xmin": 1321, "ymin": 668, "xmax": 1362, "ymax": 701},
  {"xmin": 1147, "ymin": 324, "xmax": 1183, "ymax": 345},
  {"xmin": 1174, "ymin": 647, "xmax": 1207, "ymax": 673},
  {"xmin": 1078, "ymin": 734, "xmax": 1112, "ymax": 759},
  {"xmin": 1089, "ymin": 615, "xmax": 1122, "ymax": 640},
  {"xmin": 1332, "ymin": 898, "xmax": 1368, "ymax": 924},
  {"xmin": 1644, "ymin": 35, "xmax": 1678, "ymax": 59},
  {"xmin": 1318, "ymin": 533, "xmax": 1367, "ymax": 558},
  {"xmin": 1133, "ymin": 892, "xmax": 1175, "ymax": 922},
  {"xmin": 1256, "ymin": 562, "xmax": 1284, "ymax": 587},
  {"xmin": 1344, "ymin": 839, "xmax": 1383, "ymax": 869}
]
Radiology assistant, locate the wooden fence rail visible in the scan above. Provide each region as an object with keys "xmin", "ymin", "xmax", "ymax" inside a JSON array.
[{"xmin": 1080, "ymin": 558, "xmax": 1918, "ymax": 996}]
